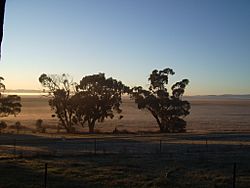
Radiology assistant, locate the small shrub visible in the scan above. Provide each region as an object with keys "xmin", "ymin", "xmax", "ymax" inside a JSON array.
[
  {"xmin": 168, "ymin": 117, "xmax": 186, "ymax": 133},
  {"xmin": 68, "ymin": 127, "xmax": 75, "ymax": 133},
  {"xmin": 0, "ymin": 121, "xmax": 7, "ymax": 133},
  {"xmin": 36, "ymin": 119, "xmax": 46, "ymax": 133},
  {"xmin": 14, "ymin": 121, "xmax": 21, "ymax": 134},
  {"xmin": 112, "ymin": 128, "xmax": 131, "ymax": 134},
  {"xmin": 94, "ymin": 129, "xmax": 101, "ymax": 134}
]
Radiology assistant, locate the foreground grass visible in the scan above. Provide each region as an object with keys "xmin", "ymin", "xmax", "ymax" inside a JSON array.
[
  {"xmin": 0, "ymin": 151, "xmax": 249, "ymax": 188},
  {"xmin": 0, "ymin": 132, "xmax": 250, "ymax": 187}
]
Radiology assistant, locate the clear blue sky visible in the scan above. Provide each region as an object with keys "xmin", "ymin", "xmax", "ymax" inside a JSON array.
[{"xmin": 0, "ymin": 0, "xmax": 249, "ymax": 95}]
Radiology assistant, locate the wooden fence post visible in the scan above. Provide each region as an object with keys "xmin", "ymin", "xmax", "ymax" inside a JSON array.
[
  {"xmin": 159, "ymin": 140, "xmax": 162, "ymax": 154},
  {"xmin": 44, "ymin": 163, "xmax": 48, "ymax": 188},
  {"xmin": 233, "ymin": 162, "xmax": 236, "ymax": 188},
  {"xmin": 94, "ymin": 138, "xmax": 97, "ymax": 154},
  {"xmin": 13, "ymin": 139, "xmax": 16, "ymax": 158},
  {"xmin": 205, "ymin": 138, "xmax": 208, "ymax": 152}
]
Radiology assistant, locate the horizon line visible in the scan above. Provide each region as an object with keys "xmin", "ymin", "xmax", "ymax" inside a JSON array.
[{"xmin": 2, "ymin": 89, "xmax": 250, "ymax": 97}]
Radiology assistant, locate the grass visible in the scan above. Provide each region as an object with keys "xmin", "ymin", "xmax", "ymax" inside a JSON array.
[
  {"xmin": 0, "ymin": 135, "xmax": 250, "ymax": 188},
  {"xmin": 0, "ymin": 156, "xmax": 238, "ymax": 187},
  {"xmin": 0, "ymin": 97, "xmax": 250, "ymax": 187}
]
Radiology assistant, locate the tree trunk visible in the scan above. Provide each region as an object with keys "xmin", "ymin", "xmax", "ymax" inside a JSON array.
[
  {"xmin": 60, "ymin": 118, "xmax": 72, "ymax": 133},
  {"xmin": 88, "ymin": 118, "xmax": 97, "ymax": 133},
  {"xmin": 147, "ymin": 107, "xmax": 163, "ymax": 132},
  {"xmin": 65, "ymin": 127, "xmax": 71, "ymax": 133},
  {"xmin": 159, "ymin": 125, "xmax": 165, "ymax": 133},
  {"xmin": 88, "ymin": 123, "xmax": 95, "ymax": 133}
]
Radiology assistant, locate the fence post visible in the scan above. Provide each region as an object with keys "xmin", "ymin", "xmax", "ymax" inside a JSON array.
[
  {"xmin": 94, "ymin": 138, "xmax": 97, "ymax": 155},
  {"xmin": 159, "ymin": 140, "xmax": 162, "ymax": 154},
  {"xmin": 233, "ymin": 162, "xmax": 236, "ymax": 188},
  {"xmin": 205, "ymin": 138, "xmax": 208, "ymax": 152},
  {"xmin": 13, "ymin": 139, "xmax": 16, "ymax": 158},
  {"xmin": 44, "ymin": 163, "xmax": 48, "ymax": 188}
]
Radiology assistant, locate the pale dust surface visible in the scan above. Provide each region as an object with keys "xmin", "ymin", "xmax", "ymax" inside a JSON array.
[{"xmin": 2, "ymin": 95, "xmax": 250, "ymax": 133}]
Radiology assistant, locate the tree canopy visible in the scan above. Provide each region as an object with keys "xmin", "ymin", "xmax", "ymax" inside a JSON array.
[
  {"xmin": 131, "ymin": 68, "xmax": 190, "ymax": 133},
  {"xmin": 0, "ymin": 77, "xmax": 22, "ymax": 118},
  {"xmin": 74, "ymin": 73, "xmax": 129, "ymax": 133},
  {"xmin": 39, "ymin": 73, "xmax": 76, "ymax": 133},
  {"xmin": 39, "ymin": 73, "xmax": 129, "ymax": 133}
]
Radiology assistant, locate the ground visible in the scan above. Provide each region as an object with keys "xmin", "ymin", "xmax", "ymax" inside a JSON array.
[{"xmin": 0, "ymin": 96, "xmax": 249, "ymax": 187}]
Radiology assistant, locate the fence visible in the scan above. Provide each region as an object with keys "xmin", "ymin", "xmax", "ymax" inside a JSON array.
[
  {"xmin": 0, "ymin": 134, "xmax": 249, "ymax": 187},
  {"xmin": 0, "ymin": 134, "xmax": 249, "ymax": 157}
]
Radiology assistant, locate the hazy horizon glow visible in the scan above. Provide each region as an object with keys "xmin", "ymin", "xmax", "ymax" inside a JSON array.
[{"xmin": 0, "ymin": 0, "xmax": 250, "ymax": 95}]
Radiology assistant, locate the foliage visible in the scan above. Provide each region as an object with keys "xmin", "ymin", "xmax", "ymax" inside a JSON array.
[
  {"xmin": 0, "ymin": 76, "xmax": 5, "ymax": 92},
  {"xmin": 131, "ymin": 68, "xmax": 190, "ymax": 133},
  {"xmin": 0, "ymin": 120, "xmax": 7, "ymax": 132},
  {"xmin": 74, "ymin": 73, "xmax": 129, "ymax": 133},
  {"xmin": 39, "ymin": 73, "xmax": 129, "ymax": 133},
  {"xmin": 39, "ymin": 73, "xmax": 76, "ymax": 133},
  {"xmin": 0, "ymin": 95, "xmax": 22, "ymax": 117},
  {"xmin": 0, "ymin": 77, "xmax": 22, "ymax": 119}
]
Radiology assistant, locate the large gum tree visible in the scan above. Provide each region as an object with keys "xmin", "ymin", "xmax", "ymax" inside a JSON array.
[
  {"xmin": 74, "ymin": 73, "xmax": 129, "ymax": 133},
  {"xmin": 131, "ymin": 68, "xmax": 190, "ymax": 133},
  {"xmin": 39, "ymin": 73, "xmax": 129, "ymax": 133}
]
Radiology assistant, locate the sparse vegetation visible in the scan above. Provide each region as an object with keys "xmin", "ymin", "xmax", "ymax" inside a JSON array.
[
  {"xmin": 0, "ymin": 72, "xmax": 248, "ymax": 188},
  {"xmin": 39, "ymin": 73, "xmax": 76, "ymax": 133},
  {"xmin": 0, "ymin": 120, "xmax": 7, "ymax": 133},
  {"xmin": 1, "ymin": 0, "xmax": 249, "ymax": 187},
  {"xmin": 74, "ymin": 73, "xmax": 129, "ymax": 133},
  {"xmin": 35, "ymin": 119, "xmax": 46, "ymax": 133},
  {"xmin": 0, "ymin": 133, "xmax": 249, "ymax": 188},
  {"xmin": 14, "ymin": 121, "xmax": 21, "ymax": 133},
  {"xmin": 131, "ymin": 68, "xmax": 190, "ymax": 133},
  {"xmin": 0, "ymin": 77, "xmax": 22, "ymax": 134},
  {"xmin": 39, "ymin": 73, "xmax": 129, "ymax": 133}
]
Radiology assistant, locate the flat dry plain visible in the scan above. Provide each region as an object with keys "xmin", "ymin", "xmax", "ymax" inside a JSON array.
[
  {"xmin": 1, "ymin": 95, "xmax": 250, "ymax": 187},
  {"xmin": 2, "ymin": 95, "xmax": 250, "ymax": 133}
]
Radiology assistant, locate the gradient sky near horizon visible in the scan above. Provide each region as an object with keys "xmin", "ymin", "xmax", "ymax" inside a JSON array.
[{"xmin": 0, "ymin": 0, "xmax": 249, "ymax": 95}]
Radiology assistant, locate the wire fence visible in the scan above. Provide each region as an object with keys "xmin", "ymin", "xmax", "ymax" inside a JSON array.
[
  {"xmin": 0, "ymin": 134, "xmax": 249, "ymax": 157},
  {"xmin": 0, "ymin": 134, "xmax": 250, "ymax": 187}
]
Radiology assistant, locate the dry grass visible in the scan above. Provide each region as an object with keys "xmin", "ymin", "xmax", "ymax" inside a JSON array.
[
  {"xmin": 1, "ymin": 95, "xmax": 250, "ymax": 134},
  {"xmin": 0, "ymin": 95, "xmax": 250, "ymax": 187}
]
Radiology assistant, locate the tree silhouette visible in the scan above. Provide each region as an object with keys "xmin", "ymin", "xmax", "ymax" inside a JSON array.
[
  {"xmin": 0, "ymin": 76, "xmax": 5, "ymax": 91},
  {"xmin": 0, "ymin": 77, "xmax": 22, "ymax": 120},
  {"xmin": 39, "ymin": 73, "xmax": 77, "ymax": 133},
  {"xmin": 131, "ymin": 68, "xmax": 190, "ymax": 133},
  {"xmin": 74, "ymin": 73, "xmax": 129, "ymax": 133},
  {"xmin": 39, "ymin": 73, "xmax": 129, "ymax": 133}
]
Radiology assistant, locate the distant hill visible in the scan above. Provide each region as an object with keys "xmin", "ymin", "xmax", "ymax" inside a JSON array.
[
  {"xmin": 5, "ymin": 89, "xmax": 42, "ymax": 93},
  {"xmin": 3, "ymin": 89, "xmax": 44, "ymax": 96},
  {"xmin": 3, "ymin": 90, "xmax": 250, "ymax": 100},
  {"xmin": 185, "ymin": 94, "xmax": 250, "ymax": 100}
]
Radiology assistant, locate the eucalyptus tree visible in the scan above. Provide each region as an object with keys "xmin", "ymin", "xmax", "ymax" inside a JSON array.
[
  {"xmin": 131, "ymin": 68, "xmax": 190, "ymax": 133},
  {"xmin": 74, "ymin": 73, "xmax": 129, "ymax": 133},
  {"xmin": 0, "ymin": 77, "xmax": 22, "ymax": 131},
  {"xmin": 39, "ymin": 73, "xmax": 77, "ymax": 133},
  {"xmin": 39, "ymin": 73, "xmax": 129, "ymax": 133}
]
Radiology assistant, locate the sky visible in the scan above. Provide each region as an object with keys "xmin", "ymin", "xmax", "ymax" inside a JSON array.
[{"xmin": 0, "ymin": 0, "xmax": 249, "ymax": 95}]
